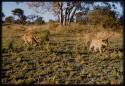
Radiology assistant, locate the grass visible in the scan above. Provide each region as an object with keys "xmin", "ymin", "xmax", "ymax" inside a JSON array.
[{"xmin": 2, "ymin": 23, "xmax": 123, "ymax": 85}]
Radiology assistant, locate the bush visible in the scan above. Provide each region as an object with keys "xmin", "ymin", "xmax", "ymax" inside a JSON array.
[
  {"xmin": 48, "ymin": 23, "xmax": 59, "ymax": 29},
  {"xmin": 5, "ymin": 16, "xmax": 14, "ymax": 24},
  {"xmin": 38, "ymin": 30, "xmax": 50, "ymax": 43},
  {"xmin": 34, "ymin": 17, "xmax": 45, "ymax": 25},
  {"xmin": 88, "ymin": 8, "xmax": 118, "ymax": 28},
  {"xmin": 14, "ymin": 19, "xmax": 21, "ymax": 24},
  {"xmin": 49, "ymin": 19, "xmax": 56, "ymax": 23}
]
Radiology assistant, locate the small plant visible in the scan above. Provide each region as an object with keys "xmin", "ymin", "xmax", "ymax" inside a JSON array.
[
  {"xmin": 8, "ymin": 39, "xmax": 16, "ymax": 53},
  {"xmin": 43, "ymin": 42, "xmax": 52, "ymax": 52},
  {"xmin": 38, "ymin": 30, "xmax": 50, "ymax": 44}
]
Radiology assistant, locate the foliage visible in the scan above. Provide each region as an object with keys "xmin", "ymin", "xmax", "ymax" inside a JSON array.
[
  {"xmin": 26, "ymin": 2, "xmax": 123, "ymax": 26},
  {"xmin": 34, "ymin": 17, "xmax": 45, "ymax": 25},
  {"xmin": 87, "ymin": 8, "xmax": 118, "ymax": 28},
  {"xmin": 27, "ymin": 15, "xmax": 38, "ymax": 21},
  {"xmin": 12, "ymin": 8, "xmax": 24, "ymax": 18},
  {"xmin": 14, "ymin": 19, "xmax": 20, "ymax": 24},
  {"xmin": 75, "ymin": 12, "xmax": 88, "ymax": 24},
  {"xmin": 38, "ymin": 30, "xmax": 50, "ymax": 43},
  {"xmin": 49, "ymin": 19, "xmax": 56, "ymax": 23},
  {"xmin": 14, "ymin": 16, "xmax": 27, "ymax": 24},
  {"xmin": 12, "ymin": 8, "xmax": 27, "ymax": 24},
  {"xmin": 20, "ymin": 15, "xmax": 27, "ymax": 22},
  {"xmin": 27, "ymin": 21, "xmax": 31, "ymax": 24},
  {"xmin": 5, "ymin": 16, "xmax": 14, "ymax": 23}
]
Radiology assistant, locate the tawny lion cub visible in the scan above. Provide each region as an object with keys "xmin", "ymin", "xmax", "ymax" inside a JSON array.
[
  {"xmin": 22, "ymin": 32, "xmax": 39, "ymax": 46},
  {"xmin": 89, "ymin": 39, "xmax": 107, "ymax": 53}
]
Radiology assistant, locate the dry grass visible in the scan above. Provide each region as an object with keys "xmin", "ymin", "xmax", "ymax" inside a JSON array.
[{"xmin": 2, "ymin": 23, "xmax": 123, "ymax": 85}]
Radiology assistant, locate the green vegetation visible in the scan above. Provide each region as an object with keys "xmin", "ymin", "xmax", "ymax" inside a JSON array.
[
  {"xmin": 5, "ymin": 16, "xmax": 14, "ymax": 24},
  {"xmin": 35, "ymin": 17, "xmax": 45, "ymax": 25},
  {"xmin": 88, "ymin": 8, "xmax": 118, "ymax": 28}
]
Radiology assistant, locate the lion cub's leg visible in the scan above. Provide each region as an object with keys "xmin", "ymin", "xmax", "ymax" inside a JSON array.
[
  {"xmin": 32, "ymin": 35, "xmax": 39, "ymax": 46},
  {"xmin": 89, "ymin": 43, "xmax": 93, "ymax": 51},
  {"xmin": 102, "ymin": 41, "xmax": 107, "ymax": 52},
  {"xmin": 94, "ymin": 46, "xmax": 97, "ymax": 52},
  {"xmin": 98, "ymin": 46, "xmax": 102, "ymax": 53},
  {"xmin": 22, "ymin": 34, "xmax": 34, "ymax": 46},
  {"xmin": 98, "ymin": 40, "xmax": 105, "ymax": 53},
  {"xmin": 26, "ymin": 36, "xmax": 33, "ymax": 45},
  {"xmin": 22, "ymin": 35, "xmax": 29, "ymax": 46},
  {"xmin": 98, "ymin": 40, "xmax": 107, "ymax": 53}
]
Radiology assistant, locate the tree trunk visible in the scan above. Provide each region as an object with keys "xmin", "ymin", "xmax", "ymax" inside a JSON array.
[
  {"xmin": 69, "ymin": 7, "xmax": 77, "ymax": 22},
  {"xmin": 63, "ymin": 8, "xmax": 68, "ymax": 25},
  {"xmin": 67, "ymin": 10, "xmax": 70, "ymax": 25},
  {"xmin": 63, "ymin": 15, "xmax": 66, "ymax": 26},
  {"xmin": 57, "ymin": 14, "xmax": 60, "ymax": 22},
  {"xmin": 67, "ymin": 7, "xmax": 73, "ymax": 24},
  {"xmin": 59, "ymin": 2, "xmax": 63, "ymax": 26}
]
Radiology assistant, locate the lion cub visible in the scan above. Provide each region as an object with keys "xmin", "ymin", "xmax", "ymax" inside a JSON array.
[
  {"xmin": 89, "ymin": 38, "xmax": 107, "ymax": 53},
  {"xmin": 22, "ymin": 32, "xmax": 39, "ymax": 46}
]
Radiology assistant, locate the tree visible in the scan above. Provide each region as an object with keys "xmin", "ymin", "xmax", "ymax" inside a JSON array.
[
  {"xmin": 49, "ymin": 2, "xmax": 82, "ymax": 26},
  {"xmin": 26, "ymin": 2, "xmax": 123, "ymax": 26},
  {"xmin": 20, "ymin": 15, "xmax": 27, "ymax": 24},
  {"xmin": 12, "ymin": 8, "xmax": 24, "ymax": 19},
  {"xmin": 34, "ymin": 17, "xmax": 45, "ymax": 25},
  {"xmin": 14, "ymin": 19, "xmax": 20, "ymax": 24},
  {"xmin": 27, "ymin": 15, "xmax": 38, "ymax": 22},
  {"xmin": 75, "ymin": 11, "xmax": 88, "ymax": 24},
  {"xmin": 27, "ymin": 2, "xmax": 82, "ymax": 26},
  {"xmin": 49, "ymin": 19, "xmax": 56, "ymax": 23},
  {"xmin": 26, "ymin": 20, "xmax": 31, "ymax": 25},
  {"xmin": 12, "ymin": 8, "xmax": 27, "ymax": 24},
  {"xmin": 5, "ymin": 16, "xmax": 14, "ymax": 24},
  {"xmin": 87, "ymin": 8, "xmax": 118, "ymax": 28}
]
